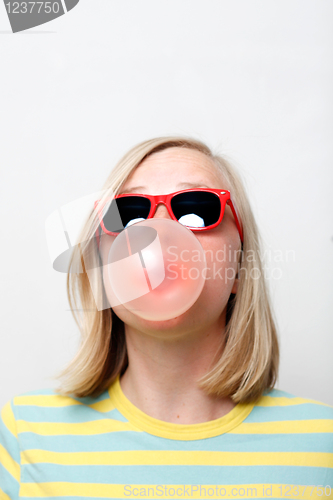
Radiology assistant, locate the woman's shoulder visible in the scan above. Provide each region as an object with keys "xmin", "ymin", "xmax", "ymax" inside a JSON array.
[
  {"xmin": 261, "ymin": 387, "xmax": 333, "ymax": 410},
  {"xmin": 1, "ymin": 385, "xmax": 117, "ymax": 427},
  {"xmin": 249, "ymin": 387, "xmax": 333, "ymax": 433}
]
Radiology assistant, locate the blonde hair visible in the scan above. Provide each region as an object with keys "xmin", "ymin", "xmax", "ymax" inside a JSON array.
[{"xmin": 54, "ymin": 136, "xmax": 279, "ymax": 403}]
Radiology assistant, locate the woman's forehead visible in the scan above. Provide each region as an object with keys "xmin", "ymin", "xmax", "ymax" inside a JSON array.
[
  {"xmin": 124, "ymin": 147, "xmax": 226, "ymax": 187},
  {"xmin": 141, "ymin": 147, "xmax": 213, "ymax": 168}
]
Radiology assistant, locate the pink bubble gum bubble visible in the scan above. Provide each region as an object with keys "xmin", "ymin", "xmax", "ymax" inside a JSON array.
[{"xmin": 107, "ymin": 219, "xmax": 206, "ymax": 321}]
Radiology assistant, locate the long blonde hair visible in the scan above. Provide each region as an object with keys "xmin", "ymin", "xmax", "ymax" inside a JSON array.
[{"xmin": 54, "ymin": 136, "xmax": 279, "ymax": 403}]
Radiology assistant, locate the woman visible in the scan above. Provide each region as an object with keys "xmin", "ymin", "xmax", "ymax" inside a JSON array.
[{"xmin": 1, "ymin": 137, "xmax": 332, "ymax": 499}]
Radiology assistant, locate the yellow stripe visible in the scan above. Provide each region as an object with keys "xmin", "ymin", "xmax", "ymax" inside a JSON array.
[
  {"xmin": 1, "ymin": 401, "xmax": 18, "ymax": 438},
  {"xmin": 21, "ymin": 449, "xmax": 333, "ymax": 468},
  {"xmin": 0, "ymin": 443, "xmax": 20, "ymax": 482},
  {"xmin": 232, "ymin": 419, "xmax": 333, "ymax": 434},
  {"xmin": 17, "ymin": 418, "xmax": 139, "ymax": 435},
  {"xmin": 19, "ymin": 483, "xmax": 333, "ymax": 499},
  {"xmin": 0, "ymin": 487, "xmax": 13, "ymax": 500},
  {"xmin": 257, "ymin": 396, "xmax": 332, "ymax": 408},
  {"xmin": 14, "ymin": 395, "xmax": 115, "ymax": 413}
]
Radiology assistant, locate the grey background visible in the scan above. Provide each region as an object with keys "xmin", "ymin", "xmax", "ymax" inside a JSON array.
[{"xmin": 0, "ymin": 0, "xmax": 332, "ymax": 408}]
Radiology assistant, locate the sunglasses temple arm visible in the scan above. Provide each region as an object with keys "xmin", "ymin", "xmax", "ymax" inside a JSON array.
[{"xmin": 227, "ymin": 200, "xmax": 244, "ymax": 244}]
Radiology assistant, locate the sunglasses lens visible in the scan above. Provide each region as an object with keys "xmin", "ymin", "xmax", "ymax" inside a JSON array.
[
  {"xmin": 171, "ymin": 191, "xmax": 221, "ymax": 228},
  {"xmin": 103, "ymin": 196, "xmax": 151, "ymax": 233}
]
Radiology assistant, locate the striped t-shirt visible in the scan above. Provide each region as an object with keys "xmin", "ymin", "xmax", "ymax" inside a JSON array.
[{"xmin": 1, "ymin": 376, "xmax": 333, "ymax": 500}]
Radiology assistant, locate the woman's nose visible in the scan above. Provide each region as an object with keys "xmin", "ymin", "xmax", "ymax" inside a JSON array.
[{"xmin": 153, "ymin": 203, "xmax": 173, "ymax": 220}]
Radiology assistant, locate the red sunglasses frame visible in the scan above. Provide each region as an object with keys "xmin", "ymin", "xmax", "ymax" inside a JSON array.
[{"xmin": 94, "ymin": 188, "xmax": 243, "ymax": 246}]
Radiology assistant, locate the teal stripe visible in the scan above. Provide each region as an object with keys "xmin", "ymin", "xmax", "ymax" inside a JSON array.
[
  {"xmin": 0, "ymin": 462, "xmax": 20, "ymax": 496},
  {"xmin": 244, "ymin": 403, "xmax": 333, "ymax": 422},
  {"xmin": 19, "ymin": 431, "xmax": 333, "ymax": 453},
  {"xmin": 0, "ymin": 422, "xmax": 21, "ymax": 464},
  {"xmin": 21, "ymin": 463, "xmax": 332, "ymax": 486},
  {"xmin": 109, "ymin": 408, "xmax": 131, "ymax": 422}
]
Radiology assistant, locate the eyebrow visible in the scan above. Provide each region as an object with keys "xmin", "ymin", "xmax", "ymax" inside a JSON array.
[{"xmin": 118, "ymin": 182, "xmax": 211, "ymax": 195}]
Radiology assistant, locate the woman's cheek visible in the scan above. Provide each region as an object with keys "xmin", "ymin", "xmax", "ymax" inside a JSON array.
[{"xmin": 199, "ymin": 236, "xmax": 240, "ymax": 299}]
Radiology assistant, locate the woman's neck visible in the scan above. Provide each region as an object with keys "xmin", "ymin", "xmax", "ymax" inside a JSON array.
[{"xmin": 119, "ymin": 321, "xmax": 236, "ymax": 424}]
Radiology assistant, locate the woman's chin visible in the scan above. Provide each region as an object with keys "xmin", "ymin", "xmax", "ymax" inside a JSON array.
[
  {"xmin": 132, "ymin": 309, "xmax": 189, "ymax": 327},
  {"xmin": 112, "ymin": 303, "xmax": 194, "ymax": 332}
]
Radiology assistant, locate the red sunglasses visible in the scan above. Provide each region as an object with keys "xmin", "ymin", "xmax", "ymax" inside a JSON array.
[{"xmin": 94, "ymin": 188, "xmax": 243, "ymax": 246}]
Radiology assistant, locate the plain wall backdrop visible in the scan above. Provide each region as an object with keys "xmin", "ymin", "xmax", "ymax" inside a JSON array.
[{"xmin": 0, "ymin": 0, "xmax": 332, "ymax": 408}]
